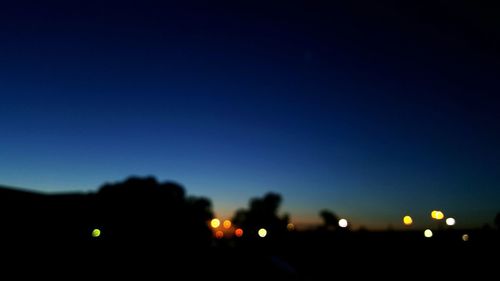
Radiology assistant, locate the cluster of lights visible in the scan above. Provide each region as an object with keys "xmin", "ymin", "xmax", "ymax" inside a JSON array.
[
  {"xmin": 431, "ymin": 210, "xmax": 444, "ymax": 220},
  {"xmin": 401, "ymin": 210, "xmax": 459, "ymax": 239},
  {"xmin": 88, "ymin": 212, "xmax": 465, "ymax": 242},
  {"xmin": 211, "ymin": 218, "xmax": 233, "ymax": 229},
  {"xmin": 210, "ymin": 218, "xmax": 271, "ymax": 239},
  {"xmin": 211, "ymin": 218, "xmax": 234, "ymax": 239},
  {"xmin": 209, "ymin": 217, "xmax": 302, "ymax": 239}
]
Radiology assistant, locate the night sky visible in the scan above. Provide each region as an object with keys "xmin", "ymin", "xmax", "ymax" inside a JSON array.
[{"xmin": 1, "ymin": 0, "xmax": 499, "ymax": 229}]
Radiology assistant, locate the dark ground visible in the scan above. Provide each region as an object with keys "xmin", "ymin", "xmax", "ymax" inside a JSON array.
[{"xmin": 3, "ymin": 228, "xmax": 497, "ymax": 280}]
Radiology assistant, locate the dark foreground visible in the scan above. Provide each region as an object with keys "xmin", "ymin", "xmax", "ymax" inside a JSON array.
[
  {"xmin": 4, "ymin": 229, "xmax": 498, "ymax": 280},
  {"xmin": 1, "ymin": 181, "xmax": 497, "ymax": 279}
]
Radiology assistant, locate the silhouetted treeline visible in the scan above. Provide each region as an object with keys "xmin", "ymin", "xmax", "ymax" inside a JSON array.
[
  {"xmin": 0, "ymin": 177, "xmax": 301, "ymax": 279},
  {"xmin": 0, "ymin": 176, "xmax": 213, "ymax": 251},
  {"xmin": 0, "ymin": 177, "xmax": 499, "ymax": 280},
  {"xmin": 232, "ymin": 192, "xmax": 290, "ymax": 242}
]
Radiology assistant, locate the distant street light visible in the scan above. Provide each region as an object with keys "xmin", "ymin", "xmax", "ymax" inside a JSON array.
[
  {"xmin": 223, "ymin": 220, "xmax": 232, "ymax": 229},
  {"xmin": 210, "ymin": 218, "xmax": 220, "ymax": 228},
  {"xmin": 431, "ymin": 210, "xmax": 444, "ymax": 220},
  {"xmin": 403, "ymin": 215, "xmax": 413, "ymax": 226},
  {"xmin": 446, "ymin": 217, "xmax": 455, "ymax": 226},
  {"xmin": 462, "ymin": 234, "xmax": 469, "ymax": 242},
  {"xmin": 338, "ymin": 219, "xmax": 348, "ymax": 228},
  {"xmin": 234, "ymin": 228, "xmax": 243, "ymax": 237}
]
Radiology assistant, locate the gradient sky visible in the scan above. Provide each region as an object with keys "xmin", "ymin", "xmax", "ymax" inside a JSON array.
[{"xmin": 1, "ymin": 0, "xmax": 499, "ymax": 229}]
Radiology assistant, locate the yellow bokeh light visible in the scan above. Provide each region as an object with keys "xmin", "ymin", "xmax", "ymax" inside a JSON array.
[
  {"xmin": 215, "ymin": 230, "xmax": 224, "ymax": 239},
  {"xmin": 258, "ymin": 228, "xmax": 267, "ymax": 238},
  {"xmin": 235, "ymin": 228, "xmax": 243, "ymax": 237},
  {"xmin": 338, "ymin": 219, "xmax": 348, "ymax": 228},
  {"xmin": 287, "ymin": 223, "xmax": 295, "ymax": 231},
  {"xmin": 431, "ymin": 210, "xmax": 444, "ymax": 220},
  {"xmin": 446, "ymin": 217, "xmax": 455, "ymax": 226},
  {"xmin": 223, "ymin": 220, "xmax": 232, "ymax": 229},
  {"xmin": 403, "ymin": 215, "xmax": 413, "ymax": 226},
  {"xmin": 462, "ymin": 234, "xmax": 469, "ymax": 242},
  {"xmin": 92, "ymin": 228, "xmax": 101, "ymax": 238},
  {"xmin": 210, "ymin": 218, "xmax": 220, "ymax": 228},
  {"xmin": 435, "ymin": 211, "xmax": 444, "ymax": 220},
  {"xmin": 424, "ymin": 229, "xmax": 433, "ymax": 238},
  {"xmin": 431, "ymin": 210, "xmax": 438, "ymax": 219}
]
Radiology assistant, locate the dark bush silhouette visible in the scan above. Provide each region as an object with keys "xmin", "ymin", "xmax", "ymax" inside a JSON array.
[
  {"xmin": 232, "ymin": 192, "xmax": 289, "ymax": 240},
  {"xmin": 0, "ymin": 180, "xmax": 303, "ymax": 279},
  {"xmin": 95, "ymin": 176, "xmax": 214, "ymax": 249},
  {"xmin": 0, "ymin": 176, "xmax": 214, "ymax": 251},
  {"xmin": 319, "ymin": 209, "xmax": 339, "ymax": 231},
  {"xmin": 495, "ymin": 212, "xmax": 500, "ymax": 231}
]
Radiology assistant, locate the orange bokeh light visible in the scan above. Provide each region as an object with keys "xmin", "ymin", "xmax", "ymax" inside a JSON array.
[
  {"xmin": 234, "ymin": 228, "xmax": 243, "ymax": 237},
  {"xmin": 215, "ymin": 230, "xmax": 224, "ymax": 239},
  {"xmin": 223, "ymin": 220, "xmax": 232, "ymax": 229}
]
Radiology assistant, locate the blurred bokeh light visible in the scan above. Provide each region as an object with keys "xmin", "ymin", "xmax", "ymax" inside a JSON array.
[
  {"xmin": 211, "ymin": 218, "xmax": 220, "ymax": 228},
  {"xmin": 338, "ymin": 219, "xmax": 348, "ymax": 228},
  {"xmin": 403, "ymin": 215, "xmax": 413, "ymax": 226}
]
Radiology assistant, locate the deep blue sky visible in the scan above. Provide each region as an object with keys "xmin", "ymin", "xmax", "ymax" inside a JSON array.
[{"xmin": 1, "ymin": 0, "xmax": 499, "ymax": 229}]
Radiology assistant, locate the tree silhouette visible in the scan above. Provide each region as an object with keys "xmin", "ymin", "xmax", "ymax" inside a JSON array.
[
  {"xmin": 95, "ymin": 176, "xmax": 215, "ymax": 248},
  {"xmin": 232, "ymin": 192, "xmax": 289, "ymax": 240},
  {"xmin": 0, "ymin": 175, "xmax": 215, "ymax": 255},
  {"xmin": 495, "ymin": 212, "xmax": 500, "ymax": 230},
  {"xmin": 319, "ymin": 209, "xmax": 339, "ymax": 231}
]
